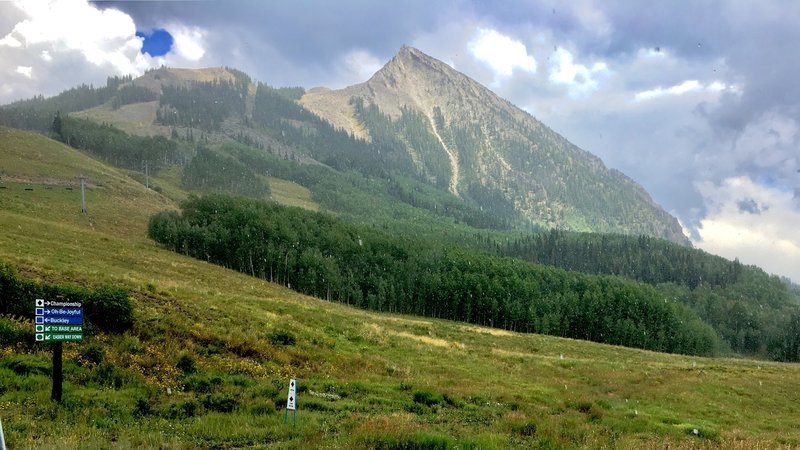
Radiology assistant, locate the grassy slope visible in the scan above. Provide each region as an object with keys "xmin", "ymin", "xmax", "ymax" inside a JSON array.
[
  {"xmin": 0, "ymin": 126, "xmax": 799, "ymax": 449},
  {"xmin": 70, "ymin": 101, "xmax": 166, "ymax": 137}
]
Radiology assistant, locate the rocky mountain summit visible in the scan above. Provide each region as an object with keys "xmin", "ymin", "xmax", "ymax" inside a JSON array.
[{"xmin": 302, "ymin": 46, "xmax": 688, "ymax": 243}]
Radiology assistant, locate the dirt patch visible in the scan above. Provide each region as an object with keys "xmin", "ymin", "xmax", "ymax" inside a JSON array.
[
  {"xmin": 491, "ymin": 348, "xmax": 531, "ymax": 358},
  {"xmin": 393, "ymin": 331, "xmax": 464, "ymax": 349},
  {"xmin": 460, "ymin": 325, "xmax": 515, "ymax": 337}
]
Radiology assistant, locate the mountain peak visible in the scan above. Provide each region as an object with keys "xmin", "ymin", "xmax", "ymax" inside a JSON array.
[
  {"xmin": 378, "ymin": 45, "xmax": 458, "ymax": 83},
  {"xmin": 299, "ymin": 47, "xmax": 689, "ymax": 243}
]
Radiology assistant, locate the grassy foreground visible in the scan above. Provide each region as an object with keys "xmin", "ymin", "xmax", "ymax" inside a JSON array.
[{"xmin": 1, "ymin": 127, "xmax": 799, "ymax": 449}]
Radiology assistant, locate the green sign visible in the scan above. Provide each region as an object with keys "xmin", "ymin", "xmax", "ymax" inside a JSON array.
[
  {"xmin": 36, "ymin": 333, "xmax": 83, "ymax": 342},
  {"xmin": 36, "ymin": 325, "xmax": 83, "ymax": 333}
]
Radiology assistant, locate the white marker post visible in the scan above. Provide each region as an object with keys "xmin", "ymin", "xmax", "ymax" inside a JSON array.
[
  {"xmin": 284, "ymin": 378, "xmax": 297, "ymax": 426},
  {"xmin": 0, "ymin": 417, "xmax": 6, "ymax": 450}
]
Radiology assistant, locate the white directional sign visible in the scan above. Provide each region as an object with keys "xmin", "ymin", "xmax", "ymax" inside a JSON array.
[{"xmin": 286, "ymin": 378, "xmax": 297, "ymax": 411}]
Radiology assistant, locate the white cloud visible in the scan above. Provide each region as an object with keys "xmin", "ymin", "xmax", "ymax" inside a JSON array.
[
  {"xmin": 468, "ymin": 28, "xmax": 536, "ymax": 80},
  {"xmin": 343, "ymin": 49, "xmax": 382, "ymax": 81},
  {"xmin": 3, "ymin": 0, "xmax": 144, "ymax": 74},
  {"xmin": 0, "ymin": 34, "xmax": 22, "ymax": 47},
  {"xmin": 694, "ymin": 176, "xmax": 800, "ymax": 282},
  {"xmin": 548, "ymin": 48, "xmax": 609, "ymax": 97},
  {"xmin": 15, "ymin": 65, "xmax": 32, "ymax": 78},
  {"xmin": 170, "ymin": 25, "xmax": 206, "ymax": 62},
  {"xmin": 0, "ymin": 0, "xmax": 212, "ymax": 104},
  {"xmin": 634, "ymin": 79, "xmax": 738, "ymax": 102},
  {"xmin": 316, "ymin": 48, "xmax": 384, "ymax": 89}
]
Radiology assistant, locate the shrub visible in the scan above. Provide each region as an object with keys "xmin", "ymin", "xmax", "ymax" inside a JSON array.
[
  {"xmin": 364, "ymin": 432, "xmax": 453, "ymax": 450},
  {"xmin": 0, "ymin": 317, "xmax": 33, "ymax": 348},
  {"xmin": 80, "ymin": 343, "xmax": 105, "ymax": 365},
  {"xmin": 161, "ymin": 400, "xmax": 198, "ymax": 419},
  {"xmin": 133, "ymin": 396, "xmax": 152, "ymax": 417},
  {"xmin": 267, "ymin": 330, "xmax": 296, "ymax": 346},
  {"xmin": 84, "ymin": 286, "xmax": 133, "ymax": 333},
  {"xmin": 0, "ymin": 354, "xmax": 50, "ymax": 376},
  {"xmin": 248, "ymin": 399, "xmax": 276, "ymax": 415},
  {"xmin": 512, "ymin": 421, "xmax": 537, "ymax": 437},
  {"xmin": 176, "ymin": 353, "xmax": 197, "ymax": 374},
  {"xmin": 202, "ymin": 393, "xmax": 238, "ymax": 412},
  {"xmin": 183, "ymin": 373, "xmax": 223, "ymax": 393},
  {"xmin": 413, "ymin": 390, "xmax": 444, "ymax": 407},
  {"xmin": 91, "ymin": 362, "xmax": 126, "ymax": 388}
]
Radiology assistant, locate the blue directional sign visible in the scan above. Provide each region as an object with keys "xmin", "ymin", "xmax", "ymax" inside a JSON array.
[
  {"xmin": 35, "ymin": 299, "xmax": 83, "ymax": 341},
  {"xmin": 39, "ymin": 316, "xmax": 83, "ymax": 325}
]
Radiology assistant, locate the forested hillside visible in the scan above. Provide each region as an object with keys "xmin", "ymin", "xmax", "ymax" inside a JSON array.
[
  {"xmin": 2, "ymin": 60, "xmax": 690, "ymax": 242},
  {"xmin": 498, "ymin": 231, "xmax": 800, "ymax": 360},
  {"xmin": 0, "ymin": 75, "xmax": 133, "ymax": 132},
  {"xmin": 149, "ymin": 195, "xmax": 722, "ymax": 357}
]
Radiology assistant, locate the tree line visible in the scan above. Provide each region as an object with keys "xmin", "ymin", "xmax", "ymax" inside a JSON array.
[
  {"xmin": 182, "ymin": 146, "xmax": 270, "ymax": 199},
  {"xmin": 0, "ymin": 75, "xmax": 132, "ymax": 132},
  {"xmin": 497, "ymin": 229, "xmax": 800, "ymax": 360},
  {"xmin": 148, "ymin": 195, "xmax": 723, "ymax": 357},
  {"xmin": 53, "ymin": 116, "xmax": 184, "ymax": 171},
  {"xmin": 157, "ymin": 79, "xmax": 248, "ymax": 131}
]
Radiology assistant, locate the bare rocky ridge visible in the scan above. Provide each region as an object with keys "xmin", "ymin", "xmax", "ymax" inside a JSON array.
[{"xmin": 301, "ymin": 46, "xmax": 689, "ymax": 244}]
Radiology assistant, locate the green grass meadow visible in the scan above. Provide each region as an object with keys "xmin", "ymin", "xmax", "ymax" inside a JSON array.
[{"xmin": 1, "ymin": 127, "xmax": 799, "ymax": 448}]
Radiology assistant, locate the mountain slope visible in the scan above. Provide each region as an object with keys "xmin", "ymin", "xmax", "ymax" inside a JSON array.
[
  {"xmin": 2, "ymin": 126, "xmax": 800, "ymax": 449},
  {"xmin": 301, "ymin": 46, "xmax": 689, "ymax": 244},
  {"xmin": 2, "ymin": 54, "xmax": 687, "ymax": 243}
]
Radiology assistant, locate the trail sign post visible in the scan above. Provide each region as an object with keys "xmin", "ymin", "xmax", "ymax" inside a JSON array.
[
  {"xmin": 79, "ymin": 176, "xmax": 87, "ymax": 214},
  {"xmin": 284, "ymin": 378, "xmax": 297, "ymax": 426},
  {"xmin": 35, "ymin": 299, "xmax": 83, "ymax": 402}
]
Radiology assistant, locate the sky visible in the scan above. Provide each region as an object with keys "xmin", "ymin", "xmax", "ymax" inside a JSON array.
[{"xmin": 1, "ymin": 0, "xmax": 799, "ymax": 282}]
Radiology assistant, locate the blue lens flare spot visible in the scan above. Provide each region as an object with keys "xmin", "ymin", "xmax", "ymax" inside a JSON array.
[{"xmin": 136, "ymin": 28, "xmax": 174, "ymax": 57}]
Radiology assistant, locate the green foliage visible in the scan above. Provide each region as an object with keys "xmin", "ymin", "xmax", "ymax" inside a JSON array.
[
  {"xmin": 57, "ymin": 116, "xmax": 183, "ymax": 171},
  {"xmin": 80, "ymin": 343, "xmax": 105, "ymax": 365},
  {"xmin": 157, "ymin": 79, "xmax": 247, "ymax": 131},
  {"xmin": 274, "ymin": 86, "xmax": 305, "ymax": 101},
  {"xmin": 0, "ymin": 317, "xmax": 33, "ymax": 348},
  {"xmin": 0, "ymin": 261, "xmax": 133, "ymax": 334},
  {"xmin": 225, "ymin": 142, "xmax": 519, "ymax": 234},
  {"xmin": 201, "ymin": 393, "xmax": 239, "ymax": 412},
  {"xmin": 267, "ymin": 330, "xmax": 296, "ymax": 346},
  {"xmin": 149, "ymin": 195, "xmax": 723, "ymax": 356},
  {"xmin": 111, "ymin": 84, "xmax": 157, "ymax": 109},
  {"xmin": 91, "ymin": 361, "xmax": 129, "ymax": 388},
  {"xmin": 253, "ymin": 83, "xmax": 393, "ymax": 177},
  {"xmin": 0, "ymin": 354, "xmax": 50, "ymax": 376},
  {"xmin": 160, "ymin": 399, "xmax": 198, "ymax": 419},
  {"xmin": 84, "ymin": 286, "xmax": 134, "ymax": 333},
  {"xmin": 362, "ymin": 432, "xmax": 454, "ymax": 450},
  {"xmin": 176, "ymin": 352, "xmax": 198, "ymax": 374},
  {"xmin": 0, "ymin": 75, "xmax": 130, "ymax": 132},
  {"xmin": 412, "ymin": 390, "xmax": 445, "ymax": 407},
  {"xmin": 183, "ymin": 373, "xmax": 224, "ymax": 393},
  {"xmin": 182, "ymin": 145, "xmax": 270, "ymax": 198},
  {"xmin": 499, "ymin": 229, "xmax": 800, "ymax": 358},
  {"xmin": 511, "ymin": 421, "xmax": 538, "ymax": 437}
]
